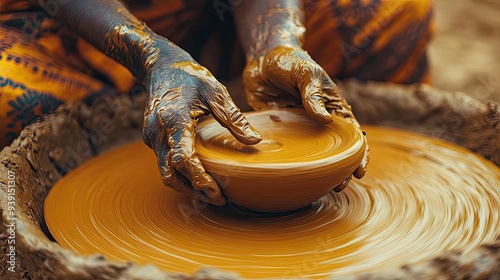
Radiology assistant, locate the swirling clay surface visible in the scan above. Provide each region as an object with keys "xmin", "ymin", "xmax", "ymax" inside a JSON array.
[
  {"xmin": 195, "ymin": 109, "xmax": 366, "ymax": 212},
  {"xmin": 45, "ymin": 126, "xmax": 500, "ymax": 279}
]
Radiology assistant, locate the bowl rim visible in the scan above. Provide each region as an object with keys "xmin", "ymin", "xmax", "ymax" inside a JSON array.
[{"xmin": 195, "ymin": 109, "xmax": 367, "ymax": 172}]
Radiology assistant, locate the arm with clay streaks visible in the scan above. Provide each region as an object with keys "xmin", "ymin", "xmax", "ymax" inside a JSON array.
[
  {"xmin": 34, "ymin": 0, "xmax": 169, "ymax": 81},
  {"xmin": 35, "ymin": 0, "xmax": 262, "ymax": 205}
]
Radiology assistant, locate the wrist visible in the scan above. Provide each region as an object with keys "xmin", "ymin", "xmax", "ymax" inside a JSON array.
[
  {"xmin": 142, "ymin": 38, "xmax": 192, "ymax": 83},
  {"xmin": 245, "ymin": 6, "xmax": 305, "ymax": 60}
]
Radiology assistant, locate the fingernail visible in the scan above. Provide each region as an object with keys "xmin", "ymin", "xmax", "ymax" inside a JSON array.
[
  {"xmin": 246, "ymin": 125, "xmax": 263, "ymax": 140},
  {"xmin": 311, "ymin": 106, "xmax": 332, "ymax": 124},
  {"xmin": 318, "ymin": 107, "xmax": 333, "ymax": 123},
  {"xmin": 204, "ymin": 186, "xmax": 220, "ymax": 199},
  {"xmin": 200, "ymin": 191, "xmax": 226, "ymax": 206},
  {"xmin": 304, "ymin": 93, "xmax": 332, "ymax": 124},
  {"xmin": 214, "ymin": 195, "xmax": 226, "ymax": 206},
  {"xmin": 240, "ymin": 125, "xmax": 262, "ymax": 145}
]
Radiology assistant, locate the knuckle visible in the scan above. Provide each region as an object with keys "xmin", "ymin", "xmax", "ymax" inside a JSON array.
[
  {"xmin": 160, "ymin": 166, "xmax": 174, "ymax": 186},
  {"xmin": 169, "ymin": 150, "xmax": 189, "ymax": 169},
  {"xmin": 228, "ymin": 107, "xmax": 245, "ymax": 124}
]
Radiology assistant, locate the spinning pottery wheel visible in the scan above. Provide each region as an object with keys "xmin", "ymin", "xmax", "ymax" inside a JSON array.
[{"xmin": 1, "ymin": 81, "xmax": 500, "ymax": 280}]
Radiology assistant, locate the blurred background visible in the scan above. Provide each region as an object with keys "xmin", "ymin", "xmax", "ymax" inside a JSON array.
[{"xmin": 430, "ymin": 0, "xmax": 500, "ymax": 103}]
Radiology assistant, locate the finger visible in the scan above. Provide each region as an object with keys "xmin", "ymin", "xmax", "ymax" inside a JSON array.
[
  {"xmin": 154, "ymin": 141, "xmax": 203, "ymax": 197},
  {"xmin": 145, "ymin": 106, "xmax": 210, "ymax": 202},
  {"xmin": 298, "ymin": 67, "xmax": 333, "ymax": 124},
  {"xmin": 164, "ymin": 164, "xmax": 220, "ymax": 205},
  {"xmin": 244, "ymin": 80, "xmax": 301, "ymax": 110},
  {"xmin": 354, "ymin": 165, "xmax": 367, "ymax": 179},
  {"xmin": 334, "ymin": 176, "xmax": 352, "ymax": 192},
  {"xmin": 208, "ymin": 87, "xmax": 262, "ymax": 145},
  {"xmin": 354, "ymin": 136, "xmax": 369, "ymax": 179},
  {"xmin": 243, "ymin": 61, "xmax": 301, "ymax": 110},
  {"xmin": 167, "ymin": 121, "xmax": 226, "ymax": 206},
  {"xmin": 161, "ymin": 156, "xmax": 201, "ymax": 198},
  {"xmin": 320, "ymin": 75, "xmax": 357, "ymax": 121}
]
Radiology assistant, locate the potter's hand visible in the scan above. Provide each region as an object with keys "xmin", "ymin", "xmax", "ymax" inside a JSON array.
[
  {"xmin": 234, "ymin": 1, "xmax": 368, "ymax": 191},
  {"xmin": 143, "ymin": 46, "xmax": 262, "ymax": 205},
  {"xmin": 37, "ymin": 0, "xmax": 262, "ymax": 204},
  {"xmin": 243, "ymin": 45, "xmax": 368, "ymax": 190},
  {"xmin": 244, "ymin": 46, "xmax": 337, "ymax": 123}
]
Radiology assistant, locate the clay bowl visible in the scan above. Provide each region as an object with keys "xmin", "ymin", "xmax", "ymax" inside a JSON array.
[{"xmin": 195, "ymin": 109, "xmax": 367, "ymax": 213}]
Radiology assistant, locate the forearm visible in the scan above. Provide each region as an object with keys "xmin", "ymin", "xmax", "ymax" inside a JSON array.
[
  {"xmin": 233, "ymin": 0, "xmax": 305, "ymax": 59},
  {"xmin": 35, "ymin": 0, "xmax": 175, "ymax": 81}
]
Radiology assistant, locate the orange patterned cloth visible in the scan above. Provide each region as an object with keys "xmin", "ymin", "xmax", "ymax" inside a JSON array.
[{"xmin": 0, "ymin": 0, "xmax": 434, "ymax": 147}]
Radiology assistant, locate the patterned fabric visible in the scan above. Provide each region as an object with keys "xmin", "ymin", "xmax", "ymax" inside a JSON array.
[
  {"xmin": 303, "ymin": 0, "xmax": 434, "ymax": 84},
  {"xmin": 0, "ymin": 0, "xmax": 434, "ymax": 147}
]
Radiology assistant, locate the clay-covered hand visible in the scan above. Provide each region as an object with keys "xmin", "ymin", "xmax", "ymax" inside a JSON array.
[
  {"xmin": 243, "ymin": 45, "xmax": 368, "ymax": 191},
  {"xmin": 35, "ymin": 0, "xmax": 263, "ymax": 204},
  {"xmin": 143, "ymin": 46, "xmax": 262, "ymax": 205}
]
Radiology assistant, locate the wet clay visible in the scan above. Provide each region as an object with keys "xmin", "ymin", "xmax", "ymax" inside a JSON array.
[
  {"xmin": 195, "ymin": 109, "xmax": 366, "ymax": 212},
  {"xmin": 44, "ymin": 125, "xmax": 500, "ymax": 279}
]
